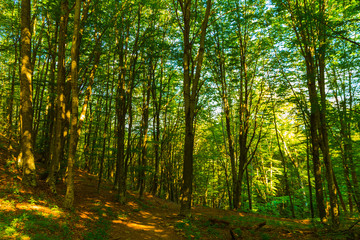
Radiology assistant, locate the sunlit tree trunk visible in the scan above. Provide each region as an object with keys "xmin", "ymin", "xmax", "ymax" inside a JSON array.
[
  {"xmin": 64, "ymin": 0, "xmax": 81, "ymax": 208},
  {"xmin": 273, "ymin": 106, "xmax": 295, "ymax": 218},
  {"xmin": 317, "ymin": 0, "xmax": 339, "ymax": 227},
  {"xmin": 47, "ymin": 0, "xmax": 69, "ymax": 193},
  {"xmin": 19, "ymin": 0, "xmax": 36, "ymax": 187}
]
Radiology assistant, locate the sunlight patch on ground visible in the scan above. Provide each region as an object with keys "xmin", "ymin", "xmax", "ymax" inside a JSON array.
[
  {"xmin": 126, "ymin": 221, "xmax": 162, "ymax": 231},
  {"xmin": 139, "ymin": 210, "xmax": 155, "ymax": 218},
  {"xmin": 0, "ymin": 199, "xmax": 16, "ymax": 211},
  {"xmin": 79, "ymin": 211, "xmax": 93, "ymax": 219},
  {"xmin": 112, "ymin": 220, "xmax": 164, "ymax": 233},
  {"xmin": 16, "ymin": 203, "xmax": 63, "ymax": 217},
  {"xmin": 0, "ymin": 199, "xmax": 64, "ymax": 218}
]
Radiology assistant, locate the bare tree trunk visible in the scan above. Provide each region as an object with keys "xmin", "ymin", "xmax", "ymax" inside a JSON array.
[
  {"xmin": 19, "ymin": 0, "xmax": 36, "ymax": 187},
  {"xmin": 139, "ymin": 71, "xmax": 151, "ymax": 199},
  {"xmin": 47, "ymin": 0, "xmax": 69, "ymax": 193},
  {"xmin": 306, "ymin": 50, "xmax": 327, "ymax": 222},
  {"xmin": 7, "ymin": 41, "xmax": 17, "ymax": 137},
  {"xmin": 98, "ymin": 63, "xmax": 112, "ymax": 192},
  {"xmin": 317, "ymin": 0, "xmax": 339, "ymax": 227},
  {"xmin": 64, "ymin": 0, "xmax": 81, "ymax": 209},
  {"xmin": 43, "ymin": 20, "xmax": 58, "ymax": 166},
  {"xmin": 151, "ymin": 58, "xmax": 163, "ymax": 196},
  {"xmin": 306, "ymin": 134, "xmax": 315, "ymax": 218}
]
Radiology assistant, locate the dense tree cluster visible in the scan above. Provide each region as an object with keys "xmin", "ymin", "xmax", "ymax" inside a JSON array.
[{"xmin": 1, "ymin": 0, "xmax": 359, "ymax": 228}]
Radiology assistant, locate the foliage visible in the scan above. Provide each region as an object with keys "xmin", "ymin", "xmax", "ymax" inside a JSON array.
[
  {"xmin": 175, "ymin": 218, "xmax": 202, "ymax": 240},
  {"xmin": 0, "ymin": 210, "xmax": 71, "ymax": 240},
  {"xmin": 82, "ymin": 203, "xmax": 116, "ymax": 240}
]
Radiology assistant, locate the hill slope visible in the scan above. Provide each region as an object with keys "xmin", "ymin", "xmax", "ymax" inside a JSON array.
[{"xmin": 0, "ymin": 139, "xmax": 357, "ymax": 239}]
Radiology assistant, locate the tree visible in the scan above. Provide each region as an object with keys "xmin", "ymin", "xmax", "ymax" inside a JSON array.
[
  {"xmin": 175, "ymin": 0, "xmax": 212, "ymax": 216},
  {"xmin": 19, "ymin": 0, "xmax": 36, "ymax": 187},
  {"xmin": 274, "ymin": 0, "xmax": 339, "ymax": 227},
  {"xmin": 64, "ymin": 0, "xmax": 82, "ymax": 209},
  {"xmin": 47, "ymin": 0, "xmax": 69, "ymax": 193}
]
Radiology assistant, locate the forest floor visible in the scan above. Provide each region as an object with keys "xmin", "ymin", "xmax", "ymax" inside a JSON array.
[{"xmin": 0, "ymin": 135, "xmax": 358, "ymax": 239}]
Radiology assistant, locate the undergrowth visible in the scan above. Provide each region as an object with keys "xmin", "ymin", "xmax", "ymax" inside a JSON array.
[
  {"xmin": 175, "ymin": 218, "xmax": 201, "ymax": 239},
  {"xmin": 0, "ymin": 210, "xmax": 71, "ymax": 240},
  {"xmin": 82, "ymin": 202, "xmax": 117, "ymax": 240}
]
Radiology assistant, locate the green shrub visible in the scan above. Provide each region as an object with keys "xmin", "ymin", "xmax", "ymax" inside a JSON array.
[{"xmin": 175, "ymin": 218, "xmax": 201, "ymax": 240}]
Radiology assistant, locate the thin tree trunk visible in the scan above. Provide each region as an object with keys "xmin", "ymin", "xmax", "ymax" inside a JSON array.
[
  {"xmin": 33, "ymin": 56, "xmax": 49, "ymax": 145},
  {"xmin": 7, "ymin": 41, "xmax": 17, "ymax": 137},
  {"xmin": 273, "ymin": 106, "xmax": 295, "ymax": 218},
  {"xmin": 43, "ymin": 20, "xmax": 58, "ymax": 166},
  {"xmin": 139, "ymin": 71, "xmax": 151, "ymax": 199},
  {"xmin": 151, "ymin": 58, "xmax": 163, "ymax": 196},
  {"xmin": 306, "ymin": 134, "xmax": 315, "ymax": 218},
  {"xmin": 98, "ymin": 59, "xmax": 112, "ymax": 192}
]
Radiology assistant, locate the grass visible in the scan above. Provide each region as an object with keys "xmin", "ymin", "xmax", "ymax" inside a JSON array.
[
  {"xmin": 0, "ymin": 210, "xmax": 71, "ymax": 240},
  {"xmin": 82, "ymin": 202, "xmax": 117, "ymax": 240},
  {"xmin": 175, "ymin": 218, "xmax": 202, "ymax": 240}
]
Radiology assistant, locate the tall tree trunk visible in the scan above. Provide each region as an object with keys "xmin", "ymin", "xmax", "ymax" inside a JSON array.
[
  {"xmin": 115, "ymin": 3, "xmax": 141, "ymax": 202},
  {"xmin": 273, "ymin": 106, "xmax": 295, "ymax": 218},
  {"xmin": 47, "ymin": 0, "xmax": 69, "ymax": 193},
  {"xmin": 33, "ymin": 56, "xmax": 49, "ymax": 146},
  {"xmin": 306, "ymin": 133, "xmax": 315, "ymax": 218},
  {"xmin": 213, "ymin": 28, "xmax": 237, "ymax": 208},
  {"xmin": 347, "ymin": 73, "xmax": 360, "ymax": 212},
  {"xmin": 115, "ymin": 44, "xmax": 127, "ymax": 203},
  {"xmin": 317, "ymin": 0, "xmax": 339, "ymax": 227},
  {"xmin": 7, "ymin": 41, "xmax": 17, "ymax": 138},
  {"xmin": 306, "ymin": 50, "xmax": 327, "ymax": 222},
  {"xmin": 64, "ymin": 0, "xmax": 81, "ymax": 209},
  {"xmin": 139, "ymin": 71, "xmax": 151, "ymax": 199},
  {"xmin": 178, "ymin": 0, "xmax": 212, "ymax": 217},
  {"xmin": 19, "ymin": 0, "xmax": 36, "ymax": 187},
  {"xmin": 151, "ymin": 58, "xmax": 163, "ymax": 196},
  {"xmin": 98, "ymin": 63, "xmax": 112, "ymax": 192},
  {"xmin": 43, "ymin": 20, "xmax": 58, "ymax": 166}
]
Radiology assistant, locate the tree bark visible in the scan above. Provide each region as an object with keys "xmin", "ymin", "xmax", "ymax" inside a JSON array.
[
  {"xmin": 317, "ymin": 0, "xmax": 339, "ymax": 227},
  {"xmin": 47, "ymin": 0, "xmax": 69, "ymax": 193},
  {"xmin": 139, "ymin": 70, "xmax": 151, "ymax": 199},
  {"xmin": 7, "ymin": 41, "xmax": 17, "ymax": 137},
  {"xmin": 19, "ymin": 0, "xmax": 36, "ymax": 187},
  {"xmin": 178, "ymin": 0, "xmax": 212, "ymax": 217},
  {"xmin": 64, "ymin": 0, "xmax": 81, "ymax": 209}
]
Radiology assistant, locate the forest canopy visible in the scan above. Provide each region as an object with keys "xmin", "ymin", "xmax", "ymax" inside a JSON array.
[{"xmin": 1, "ymin": 0, "xmax": 360, "ymax": 229}]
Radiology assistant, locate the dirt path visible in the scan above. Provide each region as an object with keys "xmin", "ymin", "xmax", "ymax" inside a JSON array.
[
  {"xmin": 109, "ymin": 198, "xmax": 183, "ymax": 240},
  {"xmin": 62, "ymin": 170, "xmax": 184, "ymax": 240}
]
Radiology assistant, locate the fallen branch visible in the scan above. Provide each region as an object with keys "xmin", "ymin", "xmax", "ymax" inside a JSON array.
[
  {"xmin": 209, "ymin": 218, "xmax": 230, "ymax": 227},
  {"xmin": 348, "ymin": 219, "xmax": 360, "ymax": 231},
  {"xmin": 255, "ymin": 221, "xmax": 266, "ymax": 230}
]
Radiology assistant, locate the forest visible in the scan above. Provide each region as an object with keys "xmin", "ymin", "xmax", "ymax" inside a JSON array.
[{"xmin": 1, "ymin": 0, "xmax": 360, "ymax": 238}]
